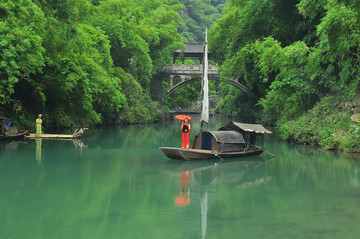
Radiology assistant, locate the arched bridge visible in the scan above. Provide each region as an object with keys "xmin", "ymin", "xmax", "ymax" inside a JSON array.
[
  {"xmin": 164, "ymin": 66, "xmax": 256, "ymax": 99},
  {"xmin": 164, "ymin": 42, "xmax": 256, "ymax": 99}
]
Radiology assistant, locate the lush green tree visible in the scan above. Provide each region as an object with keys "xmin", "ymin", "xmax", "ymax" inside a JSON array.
[
  {"xmin": 209, "ymin": 0, "xmax": 360, "ymax": 123},
  {"xmin": 30, "ymin": 0, "xmax": 125, "ymax": 127},
  {"xmin": 255, "ymin": 38, "xmax": 330, "ymax": 124},
  {"xmin": 113, "ymin": 67, "xmax": 158, "ymax": 124},
  {"xmin": 167, "ymin": 81, "xmax": 201, "ymax": 108},
  {"xmin": 316, "ymin": 0, "xmax": 360, "ymax": 93},
  {"xmin": 209, "ymin": 0, "xmax": 307, "ymax": 64},
  {"xmin": 0, "ymin": 0, "xmax": 189, "ymax": 128},
  {"xmin": 90, "ymin": 0, "xmax": 184, "ymax": 89},
  {"xmin": 138, "ymin": 0, "xmax": 185, "ymax": 73},
  {"xmin": 257, "ymin": 0, "xmax": 360, "ymax": 124},
  {"xmin": 89, "ymin": 0, "xmax": 152, "ymax": 88},
  {"xmin": 178, "ymin": 0, "xmax": 226, "ymax": 41},
  {"xmin": 0, "ymin": 0, "xmax": 46, "ymax": 112},
  {"xmin": 209, "ymin": 0, "xmax": 360, "ymax": 151},
  {"xmin": 208, "ymin": 0, "xmax": 309, "ymax": 120}
]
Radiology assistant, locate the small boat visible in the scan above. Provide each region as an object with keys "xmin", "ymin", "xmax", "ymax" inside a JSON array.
[
  {"xmin": 159, "ymin": 30, "xmax": 272, "ymax": 160},
  {"xmin": 24, "ymin": 128, "xmax": 87, "ymax": 140},
  {"xmin": 159, "ymin": 147, "xmax": 264, "ymax": 160},
  {"xmin": 159, "ymin": 122, "xmax": 272, "ymax": 160},
  {"xmin": 0, "ymin": 116, "xmax": 28, "ymax": 140}
]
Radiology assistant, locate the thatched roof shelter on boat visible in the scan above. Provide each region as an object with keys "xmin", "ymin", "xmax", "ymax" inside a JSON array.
[{"xmin": 218, "ymin": 122, "xmax": 272, "ymax": 134}]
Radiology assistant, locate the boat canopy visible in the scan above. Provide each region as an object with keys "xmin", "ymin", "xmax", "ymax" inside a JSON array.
[
  {"xmin": 192, "ymin": 130, "xmax": 246, "ymax": 152},
  {"xmin": 218, "ymin": 122, "xmax": 272, "ymax": 134},
  {"xmin": 207, "ymin": 130, "xmax": 245, "ymax": 144}
]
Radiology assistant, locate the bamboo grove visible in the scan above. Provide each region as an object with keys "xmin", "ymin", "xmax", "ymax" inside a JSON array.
[
  {"xmin": 209, "ymin": 0, "xmax": 360, "ymax": 152},
  {"xmin": 0, "ymin": 0, "xmax": 225, "ymax": 129},
  {"xmin": 1, "ymin": 0, "xmax": 185, "ymax": 128}
]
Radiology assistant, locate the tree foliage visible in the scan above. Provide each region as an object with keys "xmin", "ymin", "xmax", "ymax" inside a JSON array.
[
  {"xmin": 178, "ymin": 0, "xmax": 226, "ymax": 41},
  {"xmin": 209, "ymin": 0, "xmax": 360, "ymax": 126},
  {"xmin": 0, "ymin": 0, "xmax": 46, "ymax": 110},
  {"xmin": 0, "ymin": 0, "xmax": 184, "ymax": 128}
]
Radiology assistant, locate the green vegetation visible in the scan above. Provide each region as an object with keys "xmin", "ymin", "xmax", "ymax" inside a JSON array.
[
  {"xmin": 0, "ymin": 0, "xmax": 227, "ymax": 130},
  {"xmin": 165, "ymin": 78, "xmax": 220, "ymax": 110},
  {"xmin": 277, "ymin": 95, "xmax": 360, "ymax": 152},
  {"xmin": 0, "ymin": 0, "xmax": 184, "ymax": 129},
  {"xmin": 178, "ymin": 0, "xmax": 226, "ymax": 41},
  {"xmin": 2, "ymin": 0, "xmax": 360, "ymax": 153},
  {"xmin": 209, "ymin": 0, "xmax": 360, "ymax": 152}
]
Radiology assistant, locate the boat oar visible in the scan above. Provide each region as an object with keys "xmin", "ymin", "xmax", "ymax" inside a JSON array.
[
  {"xmin": 255, "ymin": 146, "xmax": 278, "ymax": 158},
  {"xmin": 213, "ymin": 151, "xmax": 224, "ymax": 162},
  {"xmin": 263, "ymin": 149, "xmax": 277, "ymax": 158}
]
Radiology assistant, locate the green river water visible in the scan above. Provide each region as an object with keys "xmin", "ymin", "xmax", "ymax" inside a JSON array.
[{"xmin": 1, "ymin": 116, "xmax": 360, "ymax": 239}]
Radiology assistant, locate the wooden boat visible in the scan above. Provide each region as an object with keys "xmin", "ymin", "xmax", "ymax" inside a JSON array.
[
  {"xmin": 159, "ymin": 122, "xmax": 271, "ymax": 160},
  {"xmin": 0, "ymin": 116, "xmax": 28, "ymax": 140},
  {"xmin": 24, "ymin": 128, "xmax": 87, "ymax": 140},
  {"xmin": 159, "ymin": 147, "xmax": 264, "ymax": 160},
  {"xmin": 0, "ymin": 130, "xmax": 28, "ymax": 140}
]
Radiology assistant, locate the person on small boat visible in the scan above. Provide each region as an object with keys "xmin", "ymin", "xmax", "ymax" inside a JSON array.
[
  {"xmin": 180, "ymin": 118, "xmax": 191, "ymax": 149},
  {"xmin": 36, "ymin": 114, "xmax": 43, "ymax": 137}
]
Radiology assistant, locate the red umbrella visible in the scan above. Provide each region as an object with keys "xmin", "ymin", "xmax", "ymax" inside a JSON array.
[{"xmin": 175, "ymin": 115, "xmax": 192, "ymax": 120}]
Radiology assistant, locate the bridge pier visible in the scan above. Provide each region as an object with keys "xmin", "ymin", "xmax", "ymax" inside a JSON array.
[{"xmin": 169, "ymin": 75, "xmax": 174, "ymax": 89}]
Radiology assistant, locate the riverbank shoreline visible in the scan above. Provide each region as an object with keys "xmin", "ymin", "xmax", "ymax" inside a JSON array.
[{"xmin": 275, "ymin": 94, "xmax": 360, "ymax": 153}]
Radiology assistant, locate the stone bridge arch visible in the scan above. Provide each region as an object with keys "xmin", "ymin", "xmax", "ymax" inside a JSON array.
[
  {"xmin": 164, "ymin": 42, "xmax": 257, "ymax": 100},
  {"xmin": 165, "ymin": 76, "xmax": 257, "ymax": 99}
]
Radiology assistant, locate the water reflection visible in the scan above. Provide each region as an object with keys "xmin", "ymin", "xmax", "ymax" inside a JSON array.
[
  {"xmin": 0, "ymin": 138, "xmax": 88, "ymax": 165},
  {"xmin": 72, "ymin": 139, "xmax": 87, "ymax": 158},
  {"xmin": 72, "ymin": 139, "xmax": 87, "ymax": 148},
  {"xmin": 162, "ymin": 157, "xmax": 270, "ymax": 239},
  {"xmin": 0, "ymin": 140, "xmax": 28, "ymax": 158},
  {"xmin": 35, "ymin": 138, "xmax": 42, "ymax": 164},
  {"xmin": 33, "ymin": 138, "xmax": 87, "ymax": 164},
  {"xmin": 175, "ymin": 171, "xmax": 190, "ymax": 207},
  {"xmin": 162, "ymin": 157, "xmax": 268, "ymax": 185}
]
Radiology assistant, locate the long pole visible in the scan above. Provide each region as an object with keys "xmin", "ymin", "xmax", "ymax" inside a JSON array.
[
  {"xmin": 200, "ymin": 28, "xmax": 209, "ymax": 147},
  {"xmin": 200, "ymin": 28, "xmax": 209, "ymax": 128}
]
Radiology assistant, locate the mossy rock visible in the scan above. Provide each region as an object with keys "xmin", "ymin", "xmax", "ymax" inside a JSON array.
[{"xmin": 351, "ymin": 113, "xmax": 360, "ymax": 123}]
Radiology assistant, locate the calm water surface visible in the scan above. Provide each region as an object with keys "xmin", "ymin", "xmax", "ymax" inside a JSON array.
[{"xmin": 1, "ymin": 116, "xmax": 360, "ymax": 239}]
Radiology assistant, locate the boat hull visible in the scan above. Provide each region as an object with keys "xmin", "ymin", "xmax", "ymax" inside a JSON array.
[
  {"xmin": 0, "ymin": 131, "xmax": 28, "ymax": 141},
  {"xmin": 159, "ymin": 147, "xmax": 264, "ymax": 161}
]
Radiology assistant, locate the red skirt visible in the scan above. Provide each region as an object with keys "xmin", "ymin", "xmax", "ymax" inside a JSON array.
[{"xmin": 182, "ymin": 132, "xmax": 190, "ymax": 149}]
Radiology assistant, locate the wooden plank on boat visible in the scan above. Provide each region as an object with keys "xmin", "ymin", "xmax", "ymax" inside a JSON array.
[
  {"xmin": 185, "ymin": 149, "xmax": 212, "ymax": 154},
  {"xmin": 24, "ymin": 128, "xmax": 87, "ymax": 140},
  {"xmin": 25, "ymin": 133, "xmax": 75, "ymax": 139}
]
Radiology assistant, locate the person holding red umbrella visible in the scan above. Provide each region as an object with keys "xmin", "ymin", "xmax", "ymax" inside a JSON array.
[{"xmin": 180, "ymin": 117, "xmax": 191, "ymax": 149}]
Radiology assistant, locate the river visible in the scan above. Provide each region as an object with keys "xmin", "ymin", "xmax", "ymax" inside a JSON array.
[{"xmin": 1, "ymin": 116, "xmax": 360, "ymax": 239}]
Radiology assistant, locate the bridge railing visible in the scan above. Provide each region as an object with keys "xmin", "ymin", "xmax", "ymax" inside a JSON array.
[{"xmin": 164, "ymin": 64, "xmax": 218, "ymax": 75}]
